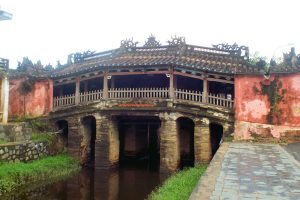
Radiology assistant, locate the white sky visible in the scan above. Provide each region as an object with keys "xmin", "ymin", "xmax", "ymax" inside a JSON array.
[{"xmin": 0, "ymin": 0, "xmax": 299, "ymax": 69}]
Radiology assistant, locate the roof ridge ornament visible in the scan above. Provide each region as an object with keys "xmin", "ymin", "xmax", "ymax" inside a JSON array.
[
  {"xmin": 167, "ymin": 35, "xmax": 186, "ymax": 46},
  {"xmin": 120, "ymin": 38, "xmax": 139, "ymax": 49},
  {"xmin": 144, "ymin": 35, "xmax": 161, "ymax": 47},
  {"xmin": 212, "ymin": 43, "xmax": 249, "ymax": 59}
]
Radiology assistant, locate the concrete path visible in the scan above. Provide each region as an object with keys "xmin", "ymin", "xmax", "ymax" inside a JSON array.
[
  {"xmin": 284, "ymin": 142, "xmax": 300, "ymax": 162},
  {"xmin": 189, "ymin": 143, "xmax": 300, "ymax": 200}
]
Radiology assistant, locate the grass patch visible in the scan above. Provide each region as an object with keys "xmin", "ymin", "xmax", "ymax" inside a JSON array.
[
  {"xmin": 31, "ymin": 132, "xmax": 55, "ymax": 143},
  {"xmin": 148, "ymin": 164, "xmax": 207, "ymax": 200},
  {"xmin": 0, "ymin": 139, "xmax": 7, "ymax": 144},
  {"xmin": 0, "ymin": 154, "xmax": 80, "ymax": 196}
]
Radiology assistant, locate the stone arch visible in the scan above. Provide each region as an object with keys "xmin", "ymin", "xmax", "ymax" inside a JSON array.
[
  {"xmin": 209, "ymin": 122, "xmax": 223, "ymax": 157},
  {"xmin": 80, "ymin": 115, "xmax": 96, "ymax": 167},
  {"xmin": 177, "ymin": 117, "xmax": 195, "ymax": 168},
  {"xmin": 55, "ymin": 119, "xmax": 69, "ymax": 150}
]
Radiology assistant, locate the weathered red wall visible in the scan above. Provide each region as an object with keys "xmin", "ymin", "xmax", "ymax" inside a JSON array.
[
  {"xmin": 9, "ymin": 78, "xmax": 53, "ymax": 118},
  {"xmin": 235, "ymin": 73, "xmax": 300, "ymax": 140},
  {"xmin": 235, "ymin": 73, "xmax": 300, "ymax": 126}
]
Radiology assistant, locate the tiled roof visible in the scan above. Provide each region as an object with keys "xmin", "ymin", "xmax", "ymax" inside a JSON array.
[
  {"xmin": 9, "ymin": 67, "xmax": 50, "ymax": 79},
  {"xmin": 51, "ymin": 42, "xmax": 263, "ymax": 78}
]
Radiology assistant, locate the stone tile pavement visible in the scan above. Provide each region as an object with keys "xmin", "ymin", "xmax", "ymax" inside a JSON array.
[{"xmin": 189, "ymin": 143, "xmax": 300, "ymax": 200}]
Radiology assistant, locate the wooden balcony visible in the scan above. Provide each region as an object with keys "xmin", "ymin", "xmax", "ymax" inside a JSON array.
[{"xmin": 53, "ymin": 88, "xmax": 234, "ymax": 110}]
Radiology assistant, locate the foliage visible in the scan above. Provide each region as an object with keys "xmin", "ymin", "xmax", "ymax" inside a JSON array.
[
  {"xmin": 17, "ymin": 57, "xmax": 54, "ymax": 72},
  {"xmin": 249, "ymin": 52, "xmax": 268, "ymax": 68},
  {"xmin": 44, "ymin": 63, "xmax": 54, "ymax": 71},
  {"xmin": 31, "ymin": 133, "xmax": 55, "ymax": 144},
  {"xmin": 252, "ymin": 77, "xmax": 286, "ymax": 124},
  {"xmin": 28, "ymin": 118, "xmax": 51, "ymax": 132},
  {"xmin": 18, "ymin": 78, "xmax": 35, "ymax": 96},
  {"xmin": 0, "ymin": 154, "xmax": 80, "ymax": 196},
  {"xmin": 17, "ymin": 57, "xmax": 34, "ymax": 72},
  {"xmin": 0, "ymin": 139, "xmax": 7, "ymax": 144},
  {"xmin": 148, "ymin": 164, "xmax": 207, "ymax": 200}
]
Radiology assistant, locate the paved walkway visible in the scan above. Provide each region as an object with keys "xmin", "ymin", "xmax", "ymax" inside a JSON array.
[{"xmin": 189, "ymin": 143, "xmax": 300, "ymax": 200}]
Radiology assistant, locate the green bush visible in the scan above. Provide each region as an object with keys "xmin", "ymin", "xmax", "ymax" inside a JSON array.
[
  {"xmin": 148, "ymin": 164, "xmax": 207, "ymax": 200},
  {"xmin": 0, "ymin": 154, "xmax": 80, "ymax": 196}
]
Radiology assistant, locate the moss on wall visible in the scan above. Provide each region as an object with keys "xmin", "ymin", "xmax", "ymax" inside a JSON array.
[{"xmin": 253, "ymin": 76, "xmax": 286, "ymax": 124}]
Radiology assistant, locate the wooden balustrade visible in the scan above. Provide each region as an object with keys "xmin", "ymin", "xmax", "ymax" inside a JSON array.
[
  {"xmin": 80, "ymin": 90, "xmax": 103, "ymax": 103},
  {"xmin": 53, "ymin": 88, "xmax": 234, "ymax": 109},
  {"xmin": 175, "ymin": 89, "xmax": 203, "ymax": 102},
  {"xmin": 108, "ymin": 88, "xmax": 169, "ymax": 99},
  {"xmin": 53, "ymin": 94, "xmax": 75, "ymax": 108},
  {"xmin": 207, "ymin": 93, "xmax": 234, "ymax": 108}
]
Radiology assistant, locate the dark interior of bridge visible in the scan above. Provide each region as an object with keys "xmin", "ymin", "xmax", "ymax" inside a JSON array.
[
  {"xmin": 177, "ymin": 117, "xmax": 195, "ymax": 169},
  {"xmin": 55, "ymin": 120, "xmax": 69, "ymax": 149},
  {"xmin": 210, "ymin": 123, "xmax": 223, "ymax": 157},
  {"xmin": 118, "ymin": 116, "xmax": 160, "ymax": 170},
  {"xmin": 53, "ymin": 74, "xmax": 234, "ymax": 97},
  {"xmin": 82, "ymin": 116, "xmax": 96, "ymax": 167}
]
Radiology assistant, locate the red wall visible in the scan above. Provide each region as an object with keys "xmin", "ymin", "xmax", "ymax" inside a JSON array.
[
  {"xmin": 235, "ymin": 73, "xmax": 300, "ymax": 127},
  {"xmin": 9, "ymin": 78, "xmax": 53, "ymax": 118}
]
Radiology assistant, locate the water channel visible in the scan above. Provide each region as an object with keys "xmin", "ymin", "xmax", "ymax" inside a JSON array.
[{"xmin": 8, "ymin": 160, "xmax": 170, "ymax": 200}]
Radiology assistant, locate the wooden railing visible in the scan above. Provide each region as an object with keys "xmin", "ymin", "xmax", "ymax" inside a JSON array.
[
  {"xmin": 175, "ymin": 89, "xmax": 203, "ymax": 102},
  {"xmin": 53, "ymin": 94, "xmax": 75, "ymax": 108},
  {"xmin": 207, "ymin": 93, "xmax": 234, "ymax": 108},
  {"xmin": 80, "ymin": 90, "xmax": 103, "ymax": 103},
  {"xmin": 53, "ymin": 88, "xmax": 234, "ymax": 109},
  {"xmin": 109, "ymin": 88, "xmax": 169, "ymax": 99}
]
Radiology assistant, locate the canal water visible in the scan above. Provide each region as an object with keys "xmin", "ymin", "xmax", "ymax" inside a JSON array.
[{"xmin": 7, "ymin": 161, "xmax": 167, "ymax": 200}]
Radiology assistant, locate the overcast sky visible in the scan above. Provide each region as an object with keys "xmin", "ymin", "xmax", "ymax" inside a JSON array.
[{"xmin": 0, "ymin": 0, "xmax": 299, "ymax": 68}]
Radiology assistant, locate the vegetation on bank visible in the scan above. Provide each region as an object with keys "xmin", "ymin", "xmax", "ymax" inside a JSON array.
[
  {"xmin": 0, "ymin": 154, "xmax": 80, "ymax": 196},
  {"xmin": 148, "ymin": 164, "xmax": 207, "ymax": 200}
]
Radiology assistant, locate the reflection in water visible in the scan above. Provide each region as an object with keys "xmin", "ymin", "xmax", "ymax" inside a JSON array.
[{"xmin": 7, "ymin": 163, "xmax": 166, "ymax": 200}]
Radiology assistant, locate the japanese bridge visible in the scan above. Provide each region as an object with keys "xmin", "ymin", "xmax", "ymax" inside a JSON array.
[{"xmin": 49, "ymin": 36, "xmax": 257, "ymax": 173}]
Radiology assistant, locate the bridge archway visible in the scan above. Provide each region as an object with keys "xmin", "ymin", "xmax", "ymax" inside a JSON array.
[
  {"xmin": 209, "ymin": 122, "xmax": 223, "ymax": 157},
  {"xmin": 55, "ymin": 120, "xmax": 69, "ymax": 150},
  {"xmin": 81, "ymin": 115, "xmax": 96, "ymax": 167},
  {"xmin": 118, "ymin": 116, "xmax": 161, "ymax": 169},
  {"xmin": 177, "ymin": 117, "xmax": 195, "ymax": 168}
]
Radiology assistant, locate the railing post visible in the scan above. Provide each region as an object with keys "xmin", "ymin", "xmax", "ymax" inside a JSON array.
[
  {"xmin": 75, "ymin": 77, "xmax": 80, "ymax": 105},
  {"xmin": 103, "ymin": 72, "xmax": 108, "ymax": 100},
  {"xmin": 202, "ymin": 78, "xmax": 208, "ymax": 103},
  {"xmin": 169, "ymin": 66, "xmax": 174, "ymax": 99}
]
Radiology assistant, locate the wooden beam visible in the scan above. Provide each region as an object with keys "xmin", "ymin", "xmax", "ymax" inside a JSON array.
[
  {"xmin": 108, "ymin": 70, "xmax": 169, "ymax": 76},
  {"xmin": 174, "ymin": 71, "xmax": 234, "ymax": 84}
]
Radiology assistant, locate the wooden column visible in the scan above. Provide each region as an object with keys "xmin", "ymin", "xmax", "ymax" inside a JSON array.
[
  {"xmin": 103, "ymin": 73, "xmax": 108, "ymax": 99},
  {"xmin": 203, "ymin": 78, "xmax": 208, "ymax": 103},
  {"xmin": 1, "ymin": 76, "xmax": 9, "ymax": 123},
  {"xmin": 169, "ymin": 66, "xmax": 174, "ymax": 99},
  {"xmin": 75, "ymin": 77, "xmax": 80, "ymax": 104}
]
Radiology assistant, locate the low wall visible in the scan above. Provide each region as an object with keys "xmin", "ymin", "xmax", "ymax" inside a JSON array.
[
  {"xmin": 0, "ymin": 141, "xmax": 49, "ymax": 163},
  {"xmin": 0, "ymin": 123, "xmax": 32, "ymax": 142},
  {"xmin": 234, "ymin": 120, "xmax": 300, "ymax": 142}
]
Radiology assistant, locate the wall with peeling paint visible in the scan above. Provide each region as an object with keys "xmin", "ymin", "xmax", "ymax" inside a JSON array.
[
  {"xmin": 235, "ymin": 74, "xmax": 300, "ymax": 126},
  {"xmin": 9, "ymin": 78, "xmax": 53, "ymax": 118},
  {"xmin": 235, "ymin": 73, "xmax": 300, "ymax": 140}
]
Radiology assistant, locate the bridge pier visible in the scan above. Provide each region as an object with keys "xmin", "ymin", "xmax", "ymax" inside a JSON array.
[
  {"xmin": 94, "ymin": 115, "xmax": 119, "ymax": 169},
  {"xmin": 159, "ymin": 113, "xmax": 179, "ymax": 173},
  {"xmin": 66, "ymin": 117, "xmax": 81, "ymax": 159},
  {"xmin": 195, "ymin": 118, "xmax": 212, "ymax": 164}
]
